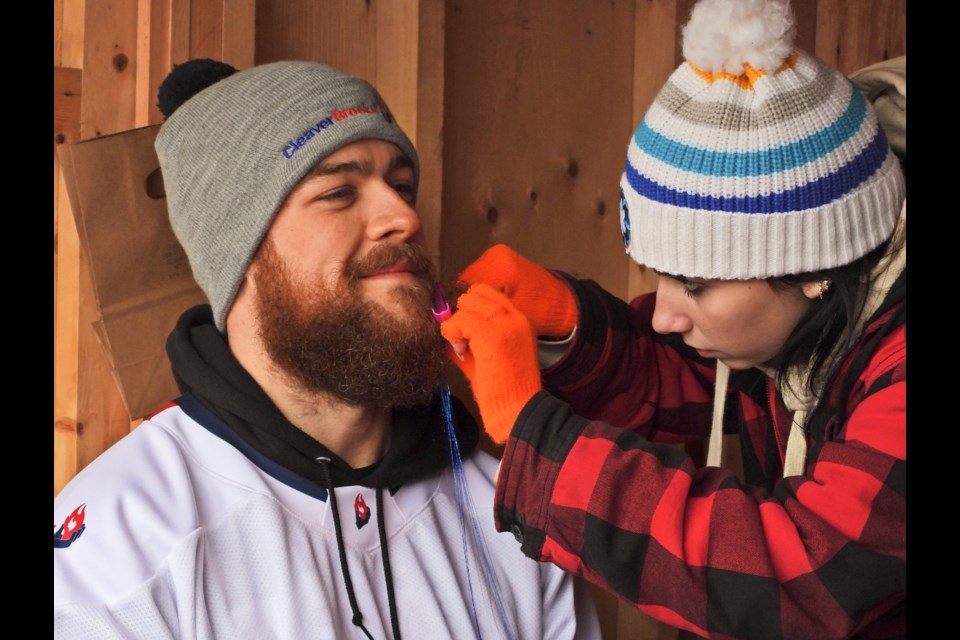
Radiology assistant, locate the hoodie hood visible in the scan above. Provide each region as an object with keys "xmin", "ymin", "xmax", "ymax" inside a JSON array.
[{"xmin": 166, "ymin": 304, "xmax": 479, "ymax": 489}]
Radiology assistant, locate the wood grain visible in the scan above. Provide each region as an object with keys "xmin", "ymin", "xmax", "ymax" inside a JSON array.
[{"xmin": 815, "ymin": 0, "xmax": 906, "ymax": 73}]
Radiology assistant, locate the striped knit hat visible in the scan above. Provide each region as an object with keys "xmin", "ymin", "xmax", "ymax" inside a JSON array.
[{"xmin": 618, "ymin": 0, "xmax": 905, "ymax": 279}]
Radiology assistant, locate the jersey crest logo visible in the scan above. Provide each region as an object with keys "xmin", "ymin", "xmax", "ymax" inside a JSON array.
[
  {"xmin": 54, "ymin": 503, "xmax": 87, "ymax": 549},
  {"xmin": 354, "ymin": 494, "xmax": 371, "ymax": 529}
]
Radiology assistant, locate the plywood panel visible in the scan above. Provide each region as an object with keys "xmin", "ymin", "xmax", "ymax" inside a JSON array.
[
  {"xmin": 375, "ymin": 0, "xmax": 419, "ymax": 141},
  {"xmin": 413, "ymin": 0, "xmax": 447, "ymax": 263},
  {"xmin": 256, "ymin": 0, "xmax": 377, "ymax": 80},
  {"xmin": 222, "ymin": 0, "xmax": 256, "ymax": 69},
  {"xmin": 190, "ymin": 0, "xmax": 257, "ymax": 66},
  {"xmin": 441, "ymin": 0, "xmax": 635, "ymax": 301},
  {"xmin": 170, "ymin": 0, "xmax": 192, "ymax": 64},
  {"xmin": 815, "ymin": 0, "xmax": 905, "ymax": 74},
  {"xmin": 190, "ymin": 0, "xmax": 224, "ymax": 60}
]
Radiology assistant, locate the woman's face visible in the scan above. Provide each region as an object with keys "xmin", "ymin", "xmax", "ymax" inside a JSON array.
[{"xmin": 651, "ymin": 275, "xmax": 821, "ymax": 370}]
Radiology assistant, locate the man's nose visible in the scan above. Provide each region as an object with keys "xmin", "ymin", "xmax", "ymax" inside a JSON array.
[{"xmin": 367, "ymin": 186, "xmax": 422, "ymax": 243}]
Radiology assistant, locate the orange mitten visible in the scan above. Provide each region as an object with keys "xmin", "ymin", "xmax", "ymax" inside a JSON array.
[
  {"xmin": 440, "ymin": 283, "xmax": 543, "ymax": 444},
  {"xmin": 458, "ymin": 244, "xmax": 577, "ymax": 340}
]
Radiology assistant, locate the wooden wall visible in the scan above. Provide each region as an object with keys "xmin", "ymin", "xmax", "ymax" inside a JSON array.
[
  {"xmin": 53, "ymin": 1, "xmax": 905, "ymax": 638},
  {"xmin": 53, "ymin": 0, "xmax": 257, "ymax": 495}
]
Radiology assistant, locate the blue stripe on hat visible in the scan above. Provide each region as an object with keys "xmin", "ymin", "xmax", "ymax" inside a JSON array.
[
  {"xmin": 633, "ymin": 85, "xmax": 868, "ymax": 178},
  {"xmin": 625, "ymin": 125, "xmax": 890, "ymax": 214}
]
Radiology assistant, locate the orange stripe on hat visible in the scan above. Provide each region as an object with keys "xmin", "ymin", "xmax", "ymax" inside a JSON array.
[{"xmin": 688, "ymin": 51, "xmax": 800, "ymax": 90}]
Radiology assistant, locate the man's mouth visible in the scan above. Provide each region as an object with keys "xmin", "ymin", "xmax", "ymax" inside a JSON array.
[
  {"xmin": 362, "ymin": 260, "xmax": 418, "ymax": 279},
  {"xmin": 346, "ymin": 243, "xmax": 438, "ymax": 290}
]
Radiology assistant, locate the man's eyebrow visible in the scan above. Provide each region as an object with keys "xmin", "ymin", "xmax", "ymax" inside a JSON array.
[
  {"xmin": 306, "ymin": 153, "xmax": 414, "ymax": 179},
  {"xmin": 307, "ymin": 159, "xmax": 372, "ymax": 178},
  {"xmin": 388, "ymin": 154, "xmax": 415, "ymax": 174}
]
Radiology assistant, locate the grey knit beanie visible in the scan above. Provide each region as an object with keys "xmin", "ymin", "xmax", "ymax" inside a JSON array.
[
  {"xmin": 619, "ymin": 0, "xmax": 904, "ymax": 279},
  {"xmin": 155, "ymin": 60, "xmax": 419, "ymax": 332}
]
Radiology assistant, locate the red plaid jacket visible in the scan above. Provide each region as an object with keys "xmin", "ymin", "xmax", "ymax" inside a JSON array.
[{"xmin": 495, "ymin": 273, "xmax": 905, "ymax": 640}]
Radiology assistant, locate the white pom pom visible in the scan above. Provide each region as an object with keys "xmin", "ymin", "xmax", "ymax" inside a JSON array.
[{"xmin": 681, "ymin": 0, "xmax": 796, "ymax": 75}]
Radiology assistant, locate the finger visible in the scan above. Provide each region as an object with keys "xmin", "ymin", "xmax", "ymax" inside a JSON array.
[
  {"xmin": 459, "ymin": 244, "xmax": 518, "ymax": 290},
  {"xmin": 449, "ymin": 340, "xmax": 467, "ymax": 361},
  {"xmin": 452, "ymin": 283, "xmax": 517, "ymax": 318},
  {"xmin": 445, "ymin": 343, "xmax": 476, "ymax": 380},
  {"xmin": 440, "ymin": 284, "xmax": 512, "ymax": 343},
  {"xmin": 439, "ymin": 314, "xmax": 468, "ymax": 344}
]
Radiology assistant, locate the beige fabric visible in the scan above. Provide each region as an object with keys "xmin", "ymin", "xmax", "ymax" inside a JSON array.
[{"xmin": 850, "ymin": 56, "xmax": 906, "ymax": 158}]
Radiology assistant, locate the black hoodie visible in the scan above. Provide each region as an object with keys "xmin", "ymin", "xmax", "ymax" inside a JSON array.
[{"xmin": 165, "ymin": 304, "xmax": 480, "ymax": 490}]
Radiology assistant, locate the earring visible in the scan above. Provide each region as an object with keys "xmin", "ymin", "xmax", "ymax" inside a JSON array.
[{"xmin": 818, "ymin": 279, "xmax": 831, "ymax": 300}]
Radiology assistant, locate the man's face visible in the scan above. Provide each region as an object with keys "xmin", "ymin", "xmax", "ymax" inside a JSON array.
[{"xmin": 248, "ymin": 139, "xmax": 446, "ymax": 407}]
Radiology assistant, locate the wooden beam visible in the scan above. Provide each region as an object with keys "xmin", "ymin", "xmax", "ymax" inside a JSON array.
[
  {"xmin": 55, "ymin": 0, "xmax": 86, "ymax": 69},
  {"xmin": 54, "ymin": 67, "xmax": 83, "ymax": 147},
  {"xmin": 72, "ymin": 0, "xmax": 140, "ymax": 475},
  {"xmin": 82, "ymin": 0, "xmax": 138, "ymax": 138},
  {"xmin": 415, "ymin": 0, "xmax": 446, "ymax": 264},
  {"xmin": 137, "ymin": 0, "xmax": 173, "ymax": 126},
  {"xmin": 54, "ymin": 161, "xmax": 81, "ymax": 497}
]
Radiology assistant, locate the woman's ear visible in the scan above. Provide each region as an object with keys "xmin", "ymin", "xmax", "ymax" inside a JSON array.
[{"xmin": 801, "ymin": 280, "xmax": 831, "ymax": 300}]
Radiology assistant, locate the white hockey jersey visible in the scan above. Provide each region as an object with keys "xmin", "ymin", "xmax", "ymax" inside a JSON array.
[{"xmin": 53, "ymin": 398, "xmax": 601, "ymax": 640}]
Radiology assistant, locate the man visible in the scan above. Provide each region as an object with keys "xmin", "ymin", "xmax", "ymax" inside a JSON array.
[{"xmin": 53, "ymin": 59, "xmax": 600, "ymax": 639}]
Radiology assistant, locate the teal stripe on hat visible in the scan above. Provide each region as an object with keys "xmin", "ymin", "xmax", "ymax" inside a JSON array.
[
  {"xmin": 633, "ymin": 85, "xmax": 868, "ymax": 178},
  {"xmin": 625, "ymin": 124, "xmax": 890, "ymax": 214}
]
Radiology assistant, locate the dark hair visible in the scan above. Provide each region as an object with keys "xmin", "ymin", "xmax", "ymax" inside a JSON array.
[{"xmin": 769, "ymin": 230, "xmax": 903, "ymax": 399}]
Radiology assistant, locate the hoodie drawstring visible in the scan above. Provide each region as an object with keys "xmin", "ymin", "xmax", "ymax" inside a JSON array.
[
  {"xmin": 317, "ymin": 456, "xmax": 401, "ymax": 640},
  {"xmin": 376, "ymin": 488, "xmax": 401, "ymax": 640},
  {"xmin": 705, "ymin": 361, "xmax": 730, "ymax": 468},
  {"xmin": 706, "ymin": 362, "xmax": 809, "ymax": 477}
]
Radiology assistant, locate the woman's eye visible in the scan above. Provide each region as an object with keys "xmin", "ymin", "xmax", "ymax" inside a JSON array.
[{"xmin": 679, "ymin": 278, "xmax": 705, "ymax": 297}]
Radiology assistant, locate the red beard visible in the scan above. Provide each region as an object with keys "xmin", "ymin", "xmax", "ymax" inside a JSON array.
[{"xmin": 252, "ymin": 240, "xmax": 447, "ymax": 408}]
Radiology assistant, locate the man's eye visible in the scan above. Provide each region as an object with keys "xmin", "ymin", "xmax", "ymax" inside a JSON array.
[{"xmin": 319, "ymin": 186, "xmax": 355, "ymax": 201}]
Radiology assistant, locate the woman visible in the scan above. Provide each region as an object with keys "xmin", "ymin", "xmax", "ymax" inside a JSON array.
[{"xmin": 440, "ymin": 0, "xmax": 905, "ymax": 638}]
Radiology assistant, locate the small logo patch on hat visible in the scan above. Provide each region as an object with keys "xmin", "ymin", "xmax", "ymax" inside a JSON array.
[
  {"xmin": 619, "ymin": 188, "xmax": 632, "ymax": 250},
  {"xmin": 282, "ymin": 103, "xmax": 395, "ymax": 160}
]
